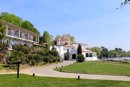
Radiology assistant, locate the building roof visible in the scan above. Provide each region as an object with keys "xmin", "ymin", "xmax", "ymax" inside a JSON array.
[
  {"xmin": 83, "ymin": 50, "xmax": 93, "ymax": 53},
  {"xmin": 72, "ymin": 42, "xmax": 87, "ymax": 45},
  {"xmin": 64, "ymin": 45, "xmax": 75, "ymax": 48}
]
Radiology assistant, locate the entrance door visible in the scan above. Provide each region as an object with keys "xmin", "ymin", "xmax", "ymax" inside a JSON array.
[{"xmin": 72, "ymin": 54, "xmax": 76, "ymax": 59}]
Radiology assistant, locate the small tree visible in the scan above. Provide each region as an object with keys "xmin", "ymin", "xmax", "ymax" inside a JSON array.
[
  {"xmin": 77, "ymin": 44, "xmax": 82, "ymax": 54},
  {"xmin": 77, "ymin": 54, "xmax": 85, "ymax": 62},
  {"xmin": 43, "ymin": 31, "xmax": 51, "ymax": 43}
]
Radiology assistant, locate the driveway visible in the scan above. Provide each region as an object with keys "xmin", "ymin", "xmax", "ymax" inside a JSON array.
[{"xmin": 20, "ymin": 61, "xmax": 130, "ymax": 81}]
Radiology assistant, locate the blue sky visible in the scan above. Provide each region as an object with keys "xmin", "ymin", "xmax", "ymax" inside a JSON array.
[{"xmin": 0, "ymin": 0, "xmax": 130, "ymax": 51}]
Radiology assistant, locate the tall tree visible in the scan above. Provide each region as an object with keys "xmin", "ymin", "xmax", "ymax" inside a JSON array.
[
  {"xmin": 43, "ymin": 31, "xmax": 51, "ymax": 43},
  {"xmin": 77, "ymin": 44, "xmax": 82, "ymax": 54}
]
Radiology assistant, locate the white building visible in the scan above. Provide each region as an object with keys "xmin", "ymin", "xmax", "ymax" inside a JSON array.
[
  {"xmin": 0, "ymin": 20, "xmax": 39, "ymax": 50},
  {"xmin": 50, "ymin": 37, "xmax": 98, "ymax": 61}
]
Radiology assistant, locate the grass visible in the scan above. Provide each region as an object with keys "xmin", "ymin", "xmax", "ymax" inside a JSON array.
[
  {"xmin": 0, "ymin": 74, "xmax": 129, "ymax": 87},
  {"xmin": 56, "ymin": 61, "xmax": 130, "ymax": 76}
]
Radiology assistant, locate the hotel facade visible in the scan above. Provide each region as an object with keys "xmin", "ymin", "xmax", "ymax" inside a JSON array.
[{"xmin": 0, "ymin": 20, "xmax": 39, "ymax": 50}]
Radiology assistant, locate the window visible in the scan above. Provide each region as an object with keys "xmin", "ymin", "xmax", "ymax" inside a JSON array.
[
  {"xmin": 8, "ymin": 28, "xmax": 11, "ymax": 35},
  {"xmin": 86, "ymin": 53, "xmax": 89, "ymax": 57},
  {"xmin": 67, "ymin": 49, "xmax": 69, "ymax": 52},
  {"xmin": 14, "ymin": 31, "xmax": 19, "ymax": 37}
]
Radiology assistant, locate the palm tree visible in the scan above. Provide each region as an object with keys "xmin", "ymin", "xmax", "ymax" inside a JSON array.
[{"xmin": 0, "ymin": 23, "xmax": 6, "ymax": 41}]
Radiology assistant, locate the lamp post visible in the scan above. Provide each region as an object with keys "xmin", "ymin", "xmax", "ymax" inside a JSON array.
[
  {"xmin": 17, "ymin": 61, "xmax": 20, "ymax": 78},
  {"xmin": 12, "ymin": 60, "xmax": 21, "ymax": 78}
]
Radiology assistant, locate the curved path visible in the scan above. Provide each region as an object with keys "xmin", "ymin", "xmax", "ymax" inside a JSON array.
[{"xmin": 20, "ymin": 61, "xmax": 130, "ymax": 81}]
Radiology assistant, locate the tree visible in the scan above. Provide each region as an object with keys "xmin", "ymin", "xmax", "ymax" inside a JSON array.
[
  {"xmin": 39, "ymin": 36, "xmax": 43, "ymax": 44},
  {"xmin": 77, "ymin": 44, "xmax": 82, "ymax": 54},
  {"xmin": 108, "ymin": 50, "xmax": 117, "ymax": 58},
  {"xmin": 100, "ymin": 47, "xmax": 109, "ymax": 58},
  {"xmin": 89, "ymin": 47, "xmax": 101, "ymax": 58},
  {"xmin": 43, "ymin": 31, "xmax": 51, "ymax": 43},
  {"xmin": 6, "ymin": 51, "xmax": 26, "ymax": 64},
  {"xmin": 0, "ymin": 22, "xmax": 6, "ymax": 40},
  {"xmin": 0, "ymin": 12, "xmax": 22, "ymax": 26}
]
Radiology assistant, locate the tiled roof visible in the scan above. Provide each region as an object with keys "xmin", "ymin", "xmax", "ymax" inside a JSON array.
[
  {"xmin": 83, "ymin": 50, "xmax": 93, "ymax": 53},
  {"xmin": 64, "ymin": 45, "xmax": 75, "ymax": 48}
]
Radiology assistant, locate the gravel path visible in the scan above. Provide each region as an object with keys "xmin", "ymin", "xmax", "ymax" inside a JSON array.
[{"xmin": 19, "ymin": 61, "xmax": 130, "ymax": 81}]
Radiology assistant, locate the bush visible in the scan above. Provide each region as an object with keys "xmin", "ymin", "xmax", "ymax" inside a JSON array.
[
  {"xmin": 43, "ymin": 56, "xmax": 50, "ymax": 63},
  {"xmin": 6, "ymin": 51, "xmax": 26, "ymax": 64},
  {"xmin": 77, "ymin": 54, "xmax": 85, "ymax": 62},
  {"xmin": 12, "ymin": 44, "xmax": 31, "ymax": 54},
  {"xmin": 28, "ymin": 54, "xmax": 43, "ymax": 65}
]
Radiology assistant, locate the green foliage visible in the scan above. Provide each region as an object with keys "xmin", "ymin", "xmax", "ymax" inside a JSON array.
[
  {"xmin": 43, "ymin": 31, "xmax": 51, "ymax": 43},
  {"xmin": 100, "ymin": 47, "xmax": 109, "ymax": 58},
  {"xmin": 77, "ymin": 54, "xmax": 85, "ymax": 62},
  {"xmin": 28, "ymin": 54, "xmax": 43, "ymax": 65},
  {"xmin": 0, "ymin": 22, "xmax": 6, "ymax": 39},
  {"xmin": 12, "ymin": 44, "xmax": 31, "ymax": 54},
  {"xmin": 77, "ymin": 44, "xmax": 82, "ymax": 54},
  {"xmin": 6, "ymin": 51, "xmax": 26, "ymax": 64},
  {"xmin": 39, "ymin": 36, "xmax": 43, "ymax": 44},
  {"xmin": 0, "ymin": 12, "xmax": 22, "ymax": 26},
  {"xmin": 0, "ymin": 42, "xmax": 7, "ymax": 53},
  {"xmin": 89, "ymin": 47, "xmax": 130, "ymax": 59},
  {"xmin": 49, "ymin": 50, "xmax": 60, "ymax": 57},
  {"xmin": 0, "ymin": 12, "xmax": 40, "ymax": 34},
  {"xmin": 21, "ymin": 21, "xmax": 39, "ymax": 34}
]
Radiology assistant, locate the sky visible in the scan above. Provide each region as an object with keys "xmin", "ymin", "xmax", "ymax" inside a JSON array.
[{"xmin": 0, "ymin": 0, "xmax": 130, "ymax": 51}]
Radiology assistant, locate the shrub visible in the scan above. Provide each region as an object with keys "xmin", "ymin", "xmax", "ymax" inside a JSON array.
[
  {"xmin": 77, "ymin": 54, "xmax": 85, "ymax": 62},
  {"xmin": 49, "ymin": 50, "xmax": 60, "ymax": 57},
  {"xmin": 28, "ymin": 54, "xmax": 43, "ymax": 65},
  {"xmin": 0, "ymin": 53, "xmax": 4, "ymax": 63},
  {"xmin": 6, "ymin": 51, "xmax": 26, "ymax": 64},
  {"xmin": 0, "ymin": 42, "xmax": 7, "ymax": 53},
  {"xmin": 12, "ymin": 44, "xmax": 31, "ymax": 54},
  {"xmin": 43, "ymin": 56, "xmax": 50, "ymax": 63}
]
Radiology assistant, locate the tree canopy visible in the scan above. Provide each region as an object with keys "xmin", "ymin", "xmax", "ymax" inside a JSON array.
[
  {"xmin": 89, "ymin": 47, "xmax": 130, "ymax": 59},
  {"xmin": 0, "ymin": 12, "xmax": 40, "ymax": 34}
]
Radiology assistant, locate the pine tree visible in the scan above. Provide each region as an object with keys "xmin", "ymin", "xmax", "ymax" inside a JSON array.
[{"xmin": 77, "ymin": 44, "xmax": 82, "ymax": 54}]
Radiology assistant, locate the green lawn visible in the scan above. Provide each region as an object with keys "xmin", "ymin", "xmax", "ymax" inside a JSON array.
[
  {"xmin": 56, "ymin": 61, "xmax": 130, "ymax": 76},
  {"xmin": 0, "ymin": 74, "xmax": 129, "ymax": 87}
]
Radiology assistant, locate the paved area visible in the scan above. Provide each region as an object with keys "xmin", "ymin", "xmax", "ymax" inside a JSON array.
[{"xmin": 20, "ymin": 61, "xmax": 130, "ymax": 81}]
